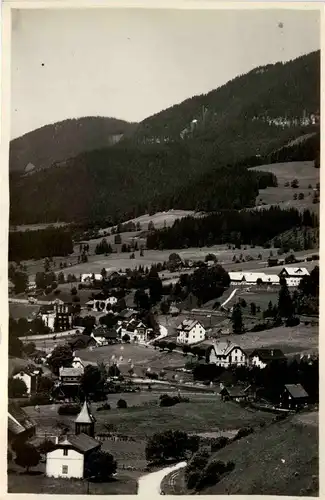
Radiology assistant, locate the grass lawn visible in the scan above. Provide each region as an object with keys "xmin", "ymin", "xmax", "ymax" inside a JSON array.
[
  {"xmin": 250, "ymin": 161, "xmax": 320, "ymax": 213},
  {"xmin": 219, "ymin": 323, "xmax": 318, "ymax": 356},
  {"xmin": 24, "ymin": 396, "xmax": 275, "ymax": 441},
  {"xmin": 7, "ymin": 471, "xmax": 138, "ymax": 494},
  {"xmin": 201, "ymin": 416, "xmax": 318, "ymax": 496},
  {"xmin": 76, "ymin": 344, "xmax": 185, "ymax": 373}
]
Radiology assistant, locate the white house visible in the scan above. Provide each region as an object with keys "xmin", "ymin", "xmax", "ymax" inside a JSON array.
[
  {"xmin": 117, "ymin": 319, "xmax": 152, "ymax": 343},
  {"xmin": 80, "ymin": 273, "xmax": 102, "ymax": 283},
  {"xmin": 13, "ymin": 369, "xmax": 41, "ymax": 396},
  {"xmin": 46, "ymin": 434, "xmax": 100, "ymax": 479},
  {"xmin": 208, "ymin": 341, "xmax": 247, "ymax": 367},
  {"xmin": 176, "ymin": 319, "xmax": 206, "ymax": 345},
  {"xmin": 71, "ymin": 355, "xmax": 85, "ymax": 372},
  {"xmin": 46, "ymin": 400, "xmax": 100, "ymax": 479},
  {"xmin": 249, "ymin": 349, "xmax": 286, "ymax": 369},
  {"xmin": 91, "ymin": 297, "xmax": 118, "ymax": 312}
]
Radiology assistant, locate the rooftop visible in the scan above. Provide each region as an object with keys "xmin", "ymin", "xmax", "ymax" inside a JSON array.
[
  {"xmin": 284, "ymin": 384, "xmax": 309, "ymax": 399},
  {"xmin": 56, "ymin": 433, "xmax": 100, "ymax": 454},
  {"xmin": 75, "ymin": 400, "xmax": 96, "ymax": 425},
  {"xmin": 59, "ymin": 367, "xmax": 83, "ymax": 377},
  {"xmin": 8, "ymin": 402, "xmax": 36, "ymax": 436}
]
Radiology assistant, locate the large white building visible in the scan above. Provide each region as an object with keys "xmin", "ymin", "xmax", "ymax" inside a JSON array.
[
  {"xmin": 176, "ymin": 319, "xmax": 206, "ymax": 345},
  {"xmin": 207, "ymin": 340, "xmax": 247, "ymax": 367},
  {"xmin": 229, "ymin": 272, "xmax": 280, "ymax": 286},
  {"xmin": 46, "ymin": 401, "xmax": 100, "ymax": 479}
]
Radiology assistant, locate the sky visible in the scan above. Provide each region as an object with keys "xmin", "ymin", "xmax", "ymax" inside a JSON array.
[{"xmin": 11, "ymin": 7, "xmax": 320, "ymax": 139}]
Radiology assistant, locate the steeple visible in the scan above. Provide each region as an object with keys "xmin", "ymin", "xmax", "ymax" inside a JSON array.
[{"xmin": 75, "ymin": 400, "xmax": 95, "ymax": 437}]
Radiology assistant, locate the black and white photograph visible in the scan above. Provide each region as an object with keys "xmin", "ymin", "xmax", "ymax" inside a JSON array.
[{"xmin": 5, "ymin": 3, "xmax": 320, "ymax": 496}]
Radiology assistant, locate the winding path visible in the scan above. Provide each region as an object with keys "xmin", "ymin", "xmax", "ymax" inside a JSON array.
[
  {"xmin": 221, "ymin": 288, "xmax": 238, "ymax": 308},
  {"xmin": 137, "ymin": 461, "xmax": 186, "ymax": 495}
]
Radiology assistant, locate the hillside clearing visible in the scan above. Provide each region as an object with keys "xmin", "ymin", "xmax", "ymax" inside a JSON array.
[
  {"xmin": 200, "ymin": 418, "xmax": 318, "ymax": 496},
  {"xmin": 250, "ymin": 161, "xmax": 319, "ymax": 212}
]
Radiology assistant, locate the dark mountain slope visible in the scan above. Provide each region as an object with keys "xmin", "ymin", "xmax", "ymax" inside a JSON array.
[
  {"xmin": 128, "ymin": 50, "xmax": 320, "ymax": 152},
  {"xmin": 9, "ymin": 51, "xmax": 320, "ymax": 225},
  {"xmin": 10, "ymin": 116, "xmax": 137, "ymax": 173}
]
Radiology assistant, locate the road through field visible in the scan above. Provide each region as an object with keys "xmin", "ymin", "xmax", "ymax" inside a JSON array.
[{"xmin": 137, "ymin": 461, "xmax": 186, "ymax": 496}]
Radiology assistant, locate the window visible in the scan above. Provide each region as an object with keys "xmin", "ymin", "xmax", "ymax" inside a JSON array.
[
  {"xmin": 63, "ymin": 449, "xmax": 68, "ymax": 456},
  {"xmin": 62, "ymin": 465, "xmax": 68, "ymax": 474}
]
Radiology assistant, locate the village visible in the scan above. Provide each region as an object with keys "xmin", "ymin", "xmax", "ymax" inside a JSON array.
[{"xmin": 8, "ymin": 242, "xmax": 319, "ymax": 495}]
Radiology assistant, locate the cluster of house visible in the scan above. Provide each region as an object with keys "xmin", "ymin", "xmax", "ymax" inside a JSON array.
[
  {"xmin": 229, "ymin": 267, "xmax": 310, "ymax": 287},
  {"xmin": 8, "ymin": 399, "xmax": 102, "ymax": 480}
]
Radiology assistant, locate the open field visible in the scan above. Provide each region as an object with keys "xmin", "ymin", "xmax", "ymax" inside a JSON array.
[
  {"xmin": 201, "ymin": 417, "xmax": 318, "ymax": 496},
  {"xmin": 206, "ymin": 323, "xmax": 318, "ymax": 356},
  {"xmin": 23, "ymin": 395, "xmax": 275, "ymax": 440},
  {"xmin": 76, "ymin": 344, "xmax": 186, "ymax": 374},
  {"xmin": 250, "ymin": 161, "xmax": 320, "ymax": 213},
  {"xmin": 8, "ymin": 470, "xmax": 138, "ymax": 495},
  {"xmin": 98, "ymin": 210, "xmax": 197, "ymax": 234}
]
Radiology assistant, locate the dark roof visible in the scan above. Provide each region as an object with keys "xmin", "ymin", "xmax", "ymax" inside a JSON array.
[
  {"xmin": 68, "ymin": 335, "xmax": 95, "ymax": 348},
  {"xmin": 284, "ymin": 384, "xmax": 309, "ymax": 399},
  {"xmin": 250, "ymin": 349, "xmax": 286, "ymax": 361},
  {"xmin": 39, "ymin": 304, "xmax": 55, "ymax": 314},
  {"xmin": 8, "ymin": 402, "xmax": 36, "ymax": 436},
  {"xmin": 58, "ymin": 433, "xmax": 100, "ymax": 453},
  {"xmin": 93, "ymin": 326, "xmax": 118, "ymax": 339},
  {"xmin": 118, "ymin": 309, "xmax": 137, "ymax": 319},
  {"xmin": 220, "ymin": 386, "xmax": 247, "ymax": 397}
]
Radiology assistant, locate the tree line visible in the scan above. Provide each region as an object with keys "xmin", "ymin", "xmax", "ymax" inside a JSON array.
[
  {"xmin": 146, "ymin": 207, "xmax": 318, "ymax": 249},
  {"xmin": 9, "ymin": 226, "xmax": 74, "ymax": 261}
]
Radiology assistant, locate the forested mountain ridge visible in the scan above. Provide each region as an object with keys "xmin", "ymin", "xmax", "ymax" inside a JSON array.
[
  {"xmin": 9, "ymin": 116, "xmax": 137, "ymax": 173},
  {"xmin": 9, "ymin": 50, "xmax": 320, "ymax": 225},
  {"xmin": 127, "ymin": 50, "xmax": 320, "ymax": 151}
]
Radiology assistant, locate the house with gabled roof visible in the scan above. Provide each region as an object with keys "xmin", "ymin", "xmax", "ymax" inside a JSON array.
[
  {"xmin": 176, "ymin": 319, "xmax": 206, "ymax": 345},
  {"xmin": 279, "ymin": 384, "xmax": 309, "ymax": 410},
  {"xmin": 279, "ymin": 267, "xmax": 310, "ymax": 278},
  {"xmin": 46, "ymin": 400, "xmax": 100, "ymax": 479},
  {"xmin": 207, "ymin": 340, "xmax": 247, "ymax": 367},
  {"xmin": 91, "ymin": 326, "xmax": 119, "ymax": 345}
]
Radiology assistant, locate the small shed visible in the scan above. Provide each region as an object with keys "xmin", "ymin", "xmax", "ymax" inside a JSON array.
[{"xmin": 220, "ymin": 386, "xmax": 249, "ymax": 402}]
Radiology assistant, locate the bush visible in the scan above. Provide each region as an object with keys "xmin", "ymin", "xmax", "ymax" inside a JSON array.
[
  {"xmin": 159, "ymin": 394, "xmax": 180, "ymax": 407},
  {"xmin": 185, "ymin": 448, "xmax": 210, "ymax": 481},
  {"xmin": 187, "ymin": 471, "xmax": 202, "ymax": 490},
  {"xmin": 38, "ymin": 439, "xmax": 56, "ymax": 455},
  {"xmin": 58, "ymin": 403, "xmax": 81, "ymax": 415},
  {"xmin": 210, "ymin": 436, "xmax": 229, "ymax": 452},
  {"xmin": 97, "ymin": 403, "xmax": 111, "ymax": 412},
  {"xmin": 117, "ymin": 399, "xmax": 127, "ymax": 409},
  {"xmin": 250, "ymin": 323, "xmax": 269, "ymax": 332},
  {"xmin": 285, "ymin": 316, "xmax": 300, "ymax": 327},
  {"xmin": 195, "ymin": 459, "xmax": 231, "ymax": 490},
  {"xmin": 234, "ymin": 426, "xmax": 254, "ymax": 441}
]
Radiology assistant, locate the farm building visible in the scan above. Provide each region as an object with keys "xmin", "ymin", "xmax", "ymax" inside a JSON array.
[
  {"xmin": 59, "ymin": 367, "xmax": 84, "ymax": 385},
  {"xmin": 68, "ymin": 335, "xmax": 97, "ymax": 351},
  {"xmin": 249, "ymin": 349, "xmax": 286, "ymax": 369},
  {"xmin": 229, "ymin": 272, "xmax": 280, "ymax": 286},
  {"xmin": 13, "ymin": 368, "xmax": 41, "ymax": 396},
  {"xmin": 176, "ymin": 319, "xmax": 206, "ymax": 345},
  {"xmin": 207, "ymin": 340, "xmax": 247, "ymax": 367},
  {"xmin": 279, "ymin": 384, "xmax": 309, "ymax": 410},
  {"xmin": 91, "ymin": 326, "xmax": 119, "ymax": 345},
  {"xmin": 46, "ymin": 401, "xmax": 100, "ymax": 479},
  {"xmin": 219, "ymin": 385, "xmax": 250, "ymax": 402},
  {"xmin": 279, "ymin": 267, "xmax": 310, "ymax": 278}
]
